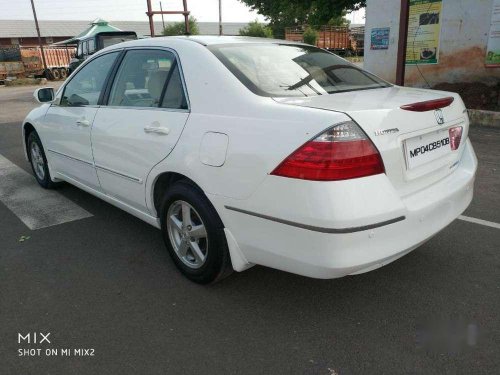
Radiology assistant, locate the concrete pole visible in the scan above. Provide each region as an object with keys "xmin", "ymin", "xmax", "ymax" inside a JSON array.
[
  {"xmin": 160, "ymin": 1, "xmax": 165, "ymax": 31},
  {"xmin": 29, "ymin": 0, "xmax": 48, "ymax": 74},
  {"xmin": 219, "ymin": 0, "xmax": 223, "ymax": 35},
  {"xmin": 396, "ymin": 0, "xmax": 410, "ymax": 85}
]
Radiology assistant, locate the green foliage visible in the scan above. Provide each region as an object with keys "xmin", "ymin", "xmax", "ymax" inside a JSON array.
[
  {"xmin": 327, "ymin": 10, "xmax": 351, "ymax": 26},
  {"xmin": 239, "ymin": 0, "xmax": 364, "ymax": 36},
  {"xmin": 239, "ymin": 20, "xmax": 274, "ymax": 38},
  {"xmin": 302, "ymin": 27, "xmax": 318, "ymax": 45},
  {"xmin": 162, "ymin": 16, "xmax": 199, "ymax": 36}
]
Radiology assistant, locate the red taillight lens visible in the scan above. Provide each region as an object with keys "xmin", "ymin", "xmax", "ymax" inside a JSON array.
[
  {"xmin": 400, "ymin": 97, "xmax": 454, "ymax": 112},
  {"xmin": 271, "ymin": 121, "xmax": 385, "ymax": 181},
  {"xmin": 449, "ymin": 126, "xmax": 463, "ymax": 151}
]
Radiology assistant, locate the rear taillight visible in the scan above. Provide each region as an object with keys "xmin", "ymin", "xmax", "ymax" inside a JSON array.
[
  {"xmin": 400, "ymin": 97, "xmax": 454, "ymax": 112},
  {"xmin": 271, "ymin": 121, "xmax": 385, "ymax": 181},
  {"xmin": 449, "ymin": 126, "xmax": 463, "ymax": 151}
]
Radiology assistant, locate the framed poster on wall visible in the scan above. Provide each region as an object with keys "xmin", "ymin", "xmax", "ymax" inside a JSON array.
[
  {"xmin": 371, "ymin": 28, "xmax": 390, "ymax": 50},
  {"xmin": 406, "ymin": 0, "xmax": 443, "ymax": 65},
  {"xmin": 486, "ymin": 0, "xmax": 500, "ymax": 67}
]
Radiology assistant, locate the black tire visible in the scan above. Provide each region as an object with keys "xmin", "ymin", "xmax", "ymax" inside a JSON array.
[
  {"xmin": 59, "ymin": 68, "xmax": 67, "ymax": 79},
  {"xmin": 43, "ymin": 69, "xmax": 54, "ymax": 80},
  {"xmin": 51, "ymin": 69, "xmax": 61, "ymax": 80},
  {"xmin": 160, "ymin": 180, "xmax": 233, "ymax": 284},
  {"xmin": 27, "ymin": 131, "xmax": 60, "ymax": 189}
]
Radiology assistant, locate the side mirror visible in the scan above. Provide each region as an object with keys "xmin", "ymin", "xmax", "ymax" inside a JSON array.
[{"xmin": 34, "ymin": 87, "xmax": 55, "ymax": 103}]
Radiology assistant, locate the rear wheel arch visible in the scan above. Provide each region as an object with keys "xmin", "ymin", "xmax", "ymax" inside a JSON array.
[
  {"xmin": 158, "ymin": 178, "xmax": 233, "ymax": 283},
  {"xmin": 152, "ymin": 172, "xmax": 205, "ymax": 218}
]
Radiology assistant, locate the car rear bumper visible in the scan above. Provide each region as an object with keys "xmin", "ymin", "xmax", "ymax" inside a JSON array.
[{"xmin": 213, "ymin": 139, "xmax": 477, "ymax": 278}]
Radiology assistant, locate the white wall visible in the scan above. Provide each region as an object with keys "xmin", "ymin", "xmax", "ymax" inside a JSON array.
[
  {"xmin": 364, "ymin": 0, "xmax": 402, "ymax": 82},
  {"xmin": 364, "ymin": 0, "xmax": 500, "ymax": 86}
]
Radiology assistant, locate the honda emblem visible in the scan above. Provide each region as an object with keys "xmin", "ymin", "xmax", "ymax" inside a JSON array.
[{"xmin": 435, "ymin": 109, "xmax": 445, "ymax": 125}]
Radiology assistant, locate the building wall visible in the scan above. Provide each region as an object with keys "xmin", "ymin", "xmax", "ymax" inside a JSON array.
[
  {"xmin": 0, "ymin": 37, "xmax": 70, "ymax": 47},
  {"xmin": 364, "ymin": 0, "xmax": 500, "ymax": 86}
]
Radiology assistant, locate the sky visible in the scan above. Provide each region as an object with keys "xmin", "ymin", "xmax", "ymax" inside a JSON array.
[{"xmin": 0, "ymin": 0, "xmax": 364, "ymax": 24}]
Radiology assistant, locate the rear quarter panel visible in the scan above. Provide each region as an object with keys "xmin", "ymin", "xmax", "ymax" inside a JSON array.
[{"xmin": 144, "ymin": 40, "xmax": 350, "ymax": 213}]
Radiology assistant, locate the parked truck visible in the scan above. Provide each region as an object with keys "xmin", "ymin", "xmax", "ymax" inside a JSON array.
[
  {"xmin": 55, "ymin": 19, "xmax": 137, "ymax": 74},
  {"xmin": 0, "ymin": 45, "xmax": 75, "ymax": 82},
  {"xmin": 285, "ymin": 25, "xmax": 365, "ymax": 56},
  {"xmin": 68, "ymin": 31, "xmax": 137, "ymax": 73}
]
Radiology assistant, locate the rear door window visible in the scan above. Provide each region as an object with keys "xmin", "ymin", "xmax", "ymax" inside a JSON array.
[{"xmin": 107, "ymin": 49, "xmax": 187, "ymax": 109}]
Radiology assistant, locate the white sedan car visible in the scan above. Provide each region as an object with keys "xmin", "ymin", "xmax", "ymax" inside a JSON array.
[{"xmin": 23, "ymin": 36, "xmax": 477, "ymax": 283}]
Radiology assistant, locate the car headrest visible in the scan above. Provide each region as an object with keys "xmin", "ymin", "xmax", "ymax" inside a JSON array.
[{"xmin": 148, "ymin": 70, "xmax": 169, "ymax": 104}]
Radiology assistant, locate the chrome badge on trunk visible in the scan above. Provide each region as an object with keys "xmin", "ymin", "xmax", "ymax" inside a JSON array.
[{"xmin": 374, "ymin": 128, "xmax": 400, "ymax": 136}]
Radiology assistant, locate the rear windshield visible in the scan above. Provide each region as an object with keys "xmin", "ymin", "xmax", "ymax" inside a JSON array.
[{"xmin": 209, "ymin": 43, "xmax": 391, "ymax": 97}]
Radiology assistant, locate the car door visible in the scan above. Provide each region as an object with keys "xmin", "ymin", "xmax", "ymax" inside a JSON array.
[
  {"xmin": 91, "ymin": 48, "xmax": 189, "ymax": 212},
  {"xmin": 42, "ymin": 51, "xmax": 120, "ymax": 191}
]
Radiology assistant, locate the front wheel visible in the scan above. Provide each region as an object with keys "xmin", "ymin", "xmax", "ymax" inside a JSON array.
[
  {"xmin": 27, "ymin": 131, "xmax": 60, "ymax": 189},
  {"xmin": 160, "ymin": 181, "xmax": 233, "ymax": 284}
]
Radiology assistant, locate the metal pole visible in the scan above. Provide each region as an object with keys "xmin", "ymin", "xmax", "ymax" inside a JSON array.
[
  {"xmin": 160, "ymin": 1, "xmax": 165, "ymax": 31},
  {"xmin": 183, "ymin": 0, "xmax": 190, "ymax": 34},
  {"xmin": 396, "ymin": 0, "xmax": 410, "ymax": 86},
  {"xmin": 29, "ymin": 0, "xmax": 48, "ymax": 74},
  {"xmin": 146, "ymin": 0, "xmax": 155, "ymax": 37},
  {"xmin": 219, "ymin": 0, "xmax": 223, "ymax": 36}
]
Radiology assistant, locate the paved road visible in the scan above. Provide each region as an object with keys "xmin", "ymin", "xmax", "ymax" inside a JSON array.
[{"xmin": 0, "ymin": 85, "xmax": 499, "ymax": 374}]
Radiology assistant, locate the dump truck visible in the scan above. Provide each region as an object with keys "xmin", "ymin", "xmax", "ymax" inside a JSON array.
[
  {"xmin": 0, "ymin": 45, "xmax": 75, "ymax": 82},
  {"xmin": 285, "ymin": 25, "xmax": 365, "ymax": 56}
]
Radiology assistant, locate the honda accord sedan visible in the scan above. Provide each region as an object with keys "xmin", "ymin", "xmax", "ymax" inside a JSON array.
[{"xmin": 23, "ymin": 36, "xmax": 477, "ymax": 283}]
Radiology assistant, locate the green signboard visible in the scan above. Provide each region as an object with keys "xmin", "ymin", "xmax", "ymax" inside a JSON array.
[
  {"xmin": 406, "ymin": 0, "xmax": 443, "ymax": 65},
  {"xmin": 486, "ymin": 0, "xmax": 500, "ymax": 67}
]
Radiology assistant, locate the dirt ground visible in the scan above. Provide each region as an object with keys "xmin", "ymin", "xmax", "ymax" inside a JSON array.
[
  {"xmin": 0, "ymin": 82, "xmax": 63, "ymax": 124},
  {"xmin": 433, "ymin": 82, "xmax": 500, "ymax": 111}
]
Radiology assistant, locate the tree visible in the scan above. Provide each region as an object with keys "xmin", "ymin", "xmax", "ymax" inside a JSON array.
[
  {"xmin": 162, "ymin": 16, "xmax": 199, "ymax": 36},
  {"xmin": 302, "ymin": 27, "xmax": 318, "ymax": 45},
  {"xmin": 239, "ymin": 0, "xmax": 364, "ymax": 36},
  {"xmin": 239, "ymin": 20, "xmax": 274, "ymax": 38},
  {"xmin": 328, "ymin": 10, "xmax": 351, "ymax": 26}
]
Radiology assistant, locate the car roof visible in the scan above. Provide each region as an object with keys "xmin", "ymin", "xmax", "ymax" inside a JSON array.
[
  {"xmin": 97, "ymin": 35, "xmax": 308, "ymax": 57},
  {"xmin": 171, "ymin": 35, "xmax": 302, "ymax": 46},
  {"xmin": 111, "ymin": 35, "xmax": 304, "ymax": 48}
]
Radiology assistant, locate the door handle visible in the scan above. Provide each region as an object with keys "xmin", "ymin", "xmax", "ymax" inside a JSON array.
[
  {"xmin": 144, "ymin": 126, "xmax": 170, "ymax": 135},
  {"xmin": 76, "ymin": 119, "xmax": 90, "ymax": 127}
]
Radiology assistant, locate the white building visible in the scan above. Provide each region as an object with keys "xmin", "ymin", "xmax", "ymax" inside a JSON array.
[{"xmin": 364, "ymin": 0, "xmax": 500, "ymax": 86}]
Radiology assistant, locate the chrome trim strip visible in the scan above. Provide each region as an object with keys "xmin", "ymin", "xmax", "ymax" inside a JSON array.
[
  {"xmin": 102, "ymin": 105, "xmax": 189, "ymax": 113},
  {"xmin": 94, "ymin": 164, "xmax": 143, "ymax": 184},
  {"xmin": 47, "ymin": 149, "xmax": 93, "ymax": 166},
  {"xmin": 224, "ymin": 206, "xmax": 406, "ymax": 234}
]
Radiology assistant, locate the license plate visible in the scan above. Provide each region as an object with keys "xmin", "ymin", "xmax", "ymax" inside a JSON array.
[{"xmin": 404, "ymin": 129, "xmax": 451, "ymax": 170}]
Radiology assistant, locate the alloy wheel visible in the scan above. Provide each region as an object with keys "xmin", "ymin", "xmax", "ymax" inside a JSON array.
[
  {"xmin": 166, "ymin": 200, "xmax": 208, "ymax": 269},
  {"xmin": 30, "ymin": 141, "xmax": 46, "ymax": 181}
]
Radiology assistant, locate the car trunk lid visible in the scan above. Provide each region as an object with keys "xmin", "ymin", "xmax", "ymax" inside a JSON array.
[{"xmin": 274, "ymin": 86, "xmax": 469, "ymax": 196}]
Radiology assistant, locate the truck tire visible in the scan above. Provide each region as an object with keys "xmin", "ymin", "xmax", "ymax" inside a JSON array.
[
  {"xmin": 59, "ymin": 68, "xmax": 67, "ymax": 79},
  {"xmin": 43, "ymin": 69, "xmax": 54, "ymax": 80},
  {"xmin": 51, "ymin": 69, "xmax": 60, "ymax": 80}
]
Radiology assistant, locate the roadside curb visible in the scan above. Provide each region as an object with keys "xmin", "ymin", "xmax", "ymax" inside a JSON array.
[
  {"xmin": 468, "ymin": 109, "xmax": 500, "ymax": 128},
  {"xmin": 3, "ymin": 78, "xmax": 48, "ymax": 87}
]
